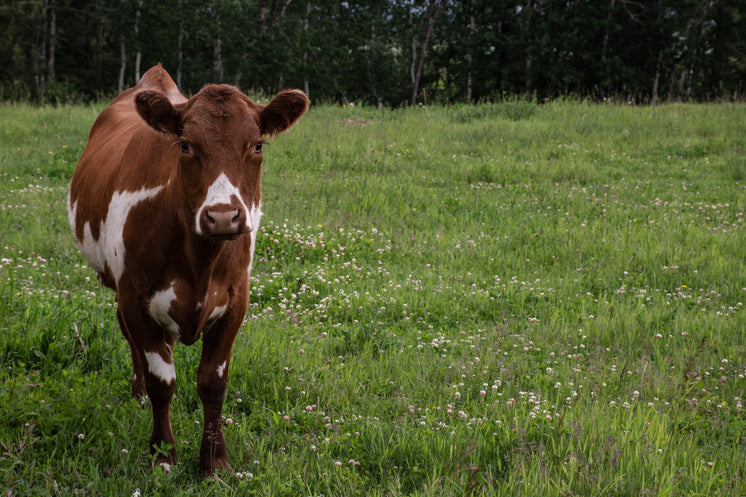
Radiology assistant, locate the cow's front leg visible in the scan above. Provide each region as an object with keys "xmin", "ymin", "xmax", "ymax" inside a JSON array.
[
  {"xmin": 140, "ymin": 341, "xmax": 178, "ymax": 471},
  {"xmin": 196, "ymin": 315, "xmax": 241, "ymax": 474}
]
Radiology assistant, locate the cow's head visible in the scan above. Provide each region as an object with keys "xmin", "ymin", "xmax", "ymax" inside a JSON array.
[{"xmin": 134, "ymin": 85, "xmax": 309, "ymax": 240}]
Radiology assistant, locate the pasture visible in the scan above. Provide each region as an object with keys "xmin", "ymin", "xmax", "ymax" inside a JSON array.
[{"xmin": 1, "ymin": 100, "xmax": 745, "ymax": 496}]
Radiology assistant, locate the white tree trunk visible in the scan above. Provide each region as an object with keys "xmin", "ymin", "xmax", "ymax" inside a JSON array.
[
  {"xmin": 134, "ymin": 0, "xmax": 143, "ymax": 82},
  {"xmin": 118, "ymin": 34, "xmax": 126, "ymax": 93}
]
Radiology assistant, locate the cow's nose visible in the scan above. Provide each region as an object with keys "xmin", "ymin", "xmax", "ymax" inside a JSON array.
[{"xmin": 203, "ymin": 207, "xmax": 245, "ymax": 237}]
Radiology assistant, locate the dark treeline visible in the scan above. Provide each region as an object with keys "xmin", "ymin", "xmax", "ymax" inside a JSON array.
[{"xmin": 1, "ymin": 0, "xmax": 745, "ymax": 106}]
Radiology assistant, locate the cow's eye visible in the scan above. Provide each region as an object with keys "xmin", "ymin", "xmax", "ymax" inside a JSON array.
[
  {"xmin": 253, "ymin": 142, "xmax": 263, "ymax": 154},
  {"xmin": 180, "ymin": 140, "xmax": 191, "ymax": 154}
]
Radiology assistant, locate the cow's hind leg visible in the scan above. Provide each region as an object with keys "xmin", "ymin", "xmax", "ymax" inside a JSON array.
[
  {"xmin": 196, "ymin": 316, "xmax": 241, "ymax": 474},
  {"xmin": 117, "ymin": 309, "xmax": 146, "ymax": 399}
]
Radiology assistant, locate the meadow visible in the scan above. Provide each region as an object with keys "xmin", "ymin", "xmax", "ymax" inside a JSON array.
[{"xmin": 1, "ymin": 99, "xmax": 745, "ymax": 496}]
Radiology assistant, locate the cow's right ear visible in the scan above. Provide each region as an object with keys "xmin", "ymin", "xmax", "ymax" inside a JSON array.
[{"xmin": 135, "ymin": 91, "xmax": 182, "ymax": 135}]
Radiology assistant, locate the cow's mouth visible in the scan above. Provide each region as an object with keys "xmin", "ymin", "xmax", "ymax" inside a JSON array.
[{"xmin": 206, "ymin": 231, "xmax": 247, "ymax": 242}]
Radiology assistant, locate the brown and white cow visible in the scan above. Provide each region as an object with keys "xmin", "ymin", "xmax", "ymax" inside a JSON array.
[{"xmin": 68, "ymin": 64, "xmax": 308, "ymax": 474}]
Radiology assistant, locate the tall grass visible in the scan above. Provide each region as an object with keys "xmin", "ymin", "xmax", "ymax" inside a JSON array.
[{"xmin": 1, "ymin": 100, "xmax": 745, "ymax": 496}]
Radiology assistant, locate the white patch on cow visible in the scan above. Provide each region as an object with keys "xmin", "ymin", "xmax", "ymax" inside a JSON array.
[
  {"xmin": 247, "ymin": 202, "xmax": 263, "ymax": 274},
  {"xmin": 66, "ymin": 190, "xmax": 77, "ymax": 241},
  {"xmin": 195, "ymin": 173, "xmax": 250, "ymax": 235},
  {"xmin": 203, "ymin": 304, "xmax": 227, "ymax": 333},
  {"xmin": 216, "ymin": 361, "xmax": 227, "ymax": 378},
  {"xmin": 144, "ymin": 351, "xmax": 176, "ymax": 384},
  {"xmin": 69, "ymin": 185, "xmax": 165, "ymax": 284},
  {"xmin": 208, "ymin": 304, "xmax": 227, "ymax": 323},
  {"xmin": 159, "ymin": 462, "xmax": 171, "ymax": 473},
  {"xmin": 148, "ymin": 281, "xmax": 181, "ymax": 342}
]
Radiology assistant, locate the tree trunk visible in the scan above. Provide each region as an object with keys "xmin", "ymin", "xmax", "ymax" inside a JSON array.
[
  {"xmin": 367, "ymin": 12, "xmax": 376, "ymax": 101},
  {"xmin": 466, "ymin": 13, "xmax": 475, "ymax": 102},
  {"xmin": 410, "ymin": 8, "xmax": 417, "ymax": 90},
  {"xmin": 523, "ymin": 0, "xmax": 535, "ymax": 96},
  {"xmin": 302, "ymin": 1, "xmax": 311, "ymax": 98},
  {"xmin": 650, "ymin": 49, "xmax": 663, "ymax": 104},
  {"xmin": 37, "ymin": 0, "xmax": 48, "ymax": 92},
  {"xmin": 134, "ymin": 0, "xmax": 143, "ymax": 82},
  {"xmin": 213, "ymin": 1, "xmax": 223, "ymax": 81},
  {"xmin": 96, "ymin": 0, "xmax": 104, "ymax": 87},
  {"xmin": 177, "ymin": 0, "xmax": 184, "ymax": 88},
  {"xmin": 134, "ymin": 50, "xmax": 141, "ymax": 82},
  {"xmin": 601, "ymin": 0, "xmax": 615, "ymax": 63},
  {"xmin": 411, "ymin": 0, "xmax": 441, "ymax": 107},
  {"xmin": 47, "ymin": 0, "xmax": 56, "ymax": 84},
  {"xmin": 677, "ymin": 69, "xmax": 687, "ymax": 102},
  {"xmin": 118, "ymin": 34, "xmax": 126, "ymax": 94}
]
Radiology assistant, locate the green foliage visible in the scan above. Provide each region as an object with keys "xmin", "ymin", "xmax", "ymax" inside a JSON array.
[
  {"xmin": 1, "ymin": 0, "xmax": 745, "ymax": 104},
  {"xmin": 1, "ymin": 102, "xmax": 746, "ymax": 495}
]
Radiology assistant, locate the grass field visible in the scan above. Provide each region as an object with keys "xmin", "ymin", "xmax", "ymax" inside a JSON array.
[{"xmin": 1, "ymin": 99, "xmax": 745, "ymax": 496}]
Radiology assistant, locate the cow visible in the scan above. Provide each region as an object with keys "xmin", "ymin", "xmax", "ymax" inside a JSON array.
[{"xmin": 67, "ymin": 64, "xmax": 309, "ymax": 474}]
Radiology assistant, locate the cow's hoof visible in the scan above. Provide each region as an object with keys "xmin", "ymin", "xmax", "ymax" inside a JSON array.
[
  {"xmin": 150, "ymin": 453, "xmax": 177, "ymax": 474},
  {"xmin": 155, "ymin": 459, "xmax": 173, "ymax": 473},
  {"xmin": 131, "ymin": 380, "xmax": 147, "ymax": 400}
]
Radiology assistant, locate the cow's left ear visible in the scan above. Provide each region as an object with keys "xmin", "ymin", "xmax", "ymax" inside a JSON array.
[
  {"xmin": 260, "ymin": 90, "xmax": 310, "ymax": 137},
  {"xmin": 135, "ymin": 91, "xmax": 182, "ymax": 135}
]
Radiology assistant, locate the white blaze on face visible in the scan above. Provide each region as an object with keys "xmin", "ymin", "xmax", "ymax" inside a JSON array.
[
  {"xmin": 195, "ymin": 173, "xmax": 250, "ymax": 235},
  {"xmin": 148, "ymin": 281, "xmax": 181, "ymax": 342},
  {"xmin": 144, "ymin": 351, "xmax": 176, "ymax": 384},
  {"xmin": 68, "ymin": 185, "xmax": 164, "ymax": 284}
]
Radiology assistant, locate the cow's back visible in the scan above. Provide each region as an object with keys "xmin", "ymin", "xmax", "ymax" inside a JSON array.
[{"xmin": 68, "ymin": 65, "xmax": 185, "ymax": 288}]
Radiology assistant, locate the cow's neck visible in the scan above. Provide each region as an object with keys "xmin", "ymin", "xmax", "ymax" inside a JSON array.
[
  {"xmin": 182, "ymin": 232, "xmax": 227, "ymax": 294},
  {"xmin": 169, "ymin": 197, "xmax": 228, "ymax": 293}
]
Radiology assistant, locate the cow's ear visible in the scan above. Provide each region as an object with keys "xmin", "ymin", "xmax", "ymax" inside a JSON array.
[
  {"xmin": 135, "ymin": 91, "xmax": 182, "ymax": 135},
  {"xmin": 260, "ymin": 90, "xmax": 309, "ymax": 137}
]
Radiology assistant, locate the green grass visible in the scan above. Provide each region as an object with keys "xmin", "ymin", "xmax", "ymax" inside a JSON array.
[{"xmin": 1, "ymin": 100, "xmax": 745, "ymax": 496}]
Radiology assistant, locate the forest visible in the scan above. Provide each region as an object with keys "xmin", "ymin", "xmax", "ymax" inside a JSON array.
[{"xmin": 1, "ymin": 0, "xmax": 745, "ymax": 106}]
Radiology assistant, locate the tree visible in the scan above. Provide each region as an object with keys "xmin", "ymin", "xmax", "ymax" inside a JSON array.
[
  {"xmin": 45, "ymin": 0, "xmax": 56, "ymax": 85},
  {"xmin": 409, "ymin": 0, "xmax": 441, "ymax": 105},
  {"xmin": 0, "ymin": 0, "xmax": 744, "ymax": 104},
  {"xmin": 213, "ymin": 0, "xmax": 223, "ymax": 81}
]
